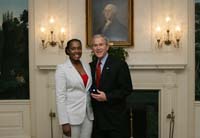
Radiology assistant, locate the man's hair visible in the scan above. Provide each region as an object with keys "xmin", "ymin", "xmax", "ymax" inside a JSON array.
[
  {"xmin": 92, "ymin": 34, "xmax": 109, "ymax": 46},
  {"xmin": 103, "ymin": 3, "xmax": 117, "ymax": 15}
]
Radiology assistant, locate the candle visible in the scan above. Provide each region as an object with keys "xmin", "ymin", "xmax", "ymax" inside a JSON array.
[
  {"xmin": 60, "ymin": 27, "xmax": 66, "ymax": 41},
  {"xmin": 40, "ymin": 26, "xmax": 46, "ymax": 41},
  {"xmin": 175, "ymin": 25, "xmax": 181, "ymax": 39},
  {"xmin": 165, "ymin": 16, "xmax": 171, "ymax": 31},
  {"xmin": 155, "ymin": 26, "xmax": 162, "ymax": 40}
]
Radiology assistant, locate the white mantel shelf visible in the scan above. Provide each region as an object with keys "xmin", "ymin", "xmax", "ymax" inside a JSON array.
[
  {"xmin": 129, "ymin": 64, "xmax": 186, "ymax": 70},
  {"xmin": 37, "ymin": 64, "xmax": 186, "ymax": 70}
]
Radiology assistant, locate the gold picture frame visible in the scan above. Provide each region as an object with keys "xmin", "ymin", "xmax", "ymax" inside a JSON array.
[{"xmin": 86, "ymin": 0, "xmax": 133, "ymax": 47}]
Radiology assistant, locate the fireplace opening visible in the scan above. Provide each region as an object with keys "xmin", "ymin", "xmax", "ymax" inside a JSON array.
[{"xmin": 127, "ymin": 89, "xmax": 159, "ymax": 138}]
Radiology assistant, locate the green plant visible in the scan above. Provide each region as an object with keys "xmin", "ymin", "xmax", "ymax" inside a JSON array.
[{"xmin": 91, "ymin": 47, "xmax": 128, "ymax": 61}]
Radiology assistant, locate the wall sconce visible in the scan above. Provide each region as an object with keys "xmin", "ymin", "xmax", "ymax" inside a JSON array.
[
  {"xmin": 40, "ymin": 16, "xmax": 66, "ymax": 49},
  {"xmin": 155, "ymin": 16, "xmax": 182, "ymax": 48}
]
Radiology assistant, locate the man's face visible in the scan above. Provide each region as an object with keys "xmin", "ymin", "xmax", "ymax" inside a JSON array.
[
  {"xmin": 92, "ymin": 37, "xmax": 109, "ymax": 59},
  {"xmin": 103, "ymin": 5, "xmax": 114, "ymax": 20}
]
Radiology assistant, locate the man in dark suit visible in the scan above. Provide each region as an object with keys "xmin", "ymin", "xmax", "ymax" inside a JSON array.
[{"xmin": 90, "ymin": 34, "xmax": 133, "ymax": 138}]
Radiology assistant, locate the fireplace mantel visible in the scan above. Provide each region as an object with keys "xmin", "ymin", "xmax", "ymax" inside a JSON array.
[{"xmin": 37, "ymin": 64, "xmax": 186, "ymax": 70}]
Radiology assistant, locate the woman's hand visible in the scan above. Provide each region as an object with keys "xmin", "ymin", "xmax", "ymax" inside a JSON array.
[{"xmin": 62, "ymin": 123, "xmax": 71, "ymax": 137}]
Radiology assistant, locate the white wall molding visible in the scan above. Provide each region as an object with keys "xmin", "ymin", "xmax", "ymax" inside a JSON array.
[{"xmin": 0, "ymin": 100, "xmax": 31, "ymax": 138}]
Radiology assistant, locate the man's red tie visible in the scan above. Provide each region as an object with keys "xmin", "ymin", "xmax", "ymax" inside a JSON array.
[{"xmin": 96, "ymin": 61, "xmax": 101, "ymax": 88}]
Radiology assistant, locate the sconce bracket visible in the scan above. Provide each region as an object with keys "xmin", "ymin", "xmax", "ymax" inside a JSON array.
[{"xmin": 164, "ymin": 40, "xmax": 172, "ymax": 46}]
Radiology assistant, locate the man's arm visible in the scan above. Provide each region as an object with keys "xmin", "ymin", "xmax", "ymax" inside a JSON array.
[{"xmin": 106, "ymin": 61, "xmax": 133, "ymax": 103}]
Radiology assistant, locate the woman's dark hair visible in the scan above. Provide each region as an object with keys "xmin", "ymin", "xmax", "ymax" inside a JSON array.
[{"xmin": 65, "ymin": 39, "xmax": 82, "ymax": 55}]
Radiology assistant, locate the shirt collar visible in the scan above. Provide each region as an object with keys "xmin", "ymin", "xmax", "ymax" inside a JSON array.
[{"xmin": 99, "ymin": 53, "xmax": 108, "ymax": 68}]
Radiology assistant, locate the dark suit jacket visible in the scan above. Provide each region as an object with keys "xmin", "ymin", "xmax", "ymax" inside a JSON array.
[{"xmin": 90, "ymin": 55, "xmax": 133, "ymax": 131}]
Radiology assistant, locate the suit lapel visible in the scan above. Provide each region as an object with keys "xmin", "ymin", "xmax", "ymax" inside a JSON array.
[
  {"xmin": 64, "ymin": 59, "xmax": 85, "ymax": 90},
  {"xmin": 91, "ymin": 60, "xmax": 97, "ymax": 82},
  {"xmin": 82, "ymin": 61, "xmax": 92, "ymax": 91},
  {"xmin": 99, "ymin": 56, "xmax": 112, "ymax": 88}
]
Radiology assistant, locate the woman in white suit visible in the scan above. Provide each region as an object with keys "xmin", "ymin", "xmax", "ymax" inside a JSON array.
[{"xmin": 55, "ymin": 39, "xmax": 94, "ymax": 138}]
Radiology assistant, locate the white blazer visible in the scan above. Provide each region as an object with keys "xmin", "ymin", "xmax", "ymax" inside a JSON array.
[{"xmin": 55, "ymin": 59, "xmax": 94, "ymax": 125}]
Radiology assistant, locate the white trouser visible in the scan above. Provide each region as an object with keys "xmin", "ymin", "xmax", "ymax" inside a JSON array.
[{"xmin": 63, "ymin": 114, "xmax": 93, "ymax": 138}]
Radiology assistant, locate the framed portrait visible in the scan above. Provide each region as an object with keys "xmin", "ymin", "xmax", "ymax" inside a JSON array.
[{"xmin": 86, "ymin": 0, "xmax": 133, "ymax": 47}]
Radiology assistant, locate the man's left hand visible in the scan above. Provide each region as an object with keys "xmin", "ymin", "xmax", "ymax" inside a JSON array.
[{"xmin": 91, "ymin": 90, "xmax": 107, "ymax": 102}]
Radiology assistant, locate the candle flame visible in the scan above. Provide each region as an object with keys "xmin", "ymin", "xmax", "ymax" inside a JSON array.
[
  {"xmin": 175, "ymin": 26, "xmax": 181, "ymax": 32},
  {"xmin": 61, "ymin": 27, "xmax": 65, "ymax": 33},
  {"xmin": 165, "ymin": 16, "xmax": 171, "ymax": 23},
  {"xmin": 40, "ymin": 27, "xmax": 45, "ymax": 33},
  {"xmin": 156, "ymin": 26, "xmax": 161, "ymax": 32},
  {"xmin": 49, "ymin": 16, "xmax": 55, "ymax": 24}
]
